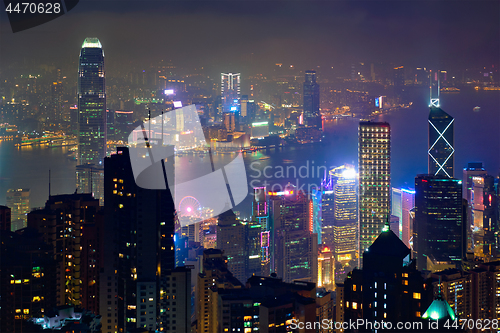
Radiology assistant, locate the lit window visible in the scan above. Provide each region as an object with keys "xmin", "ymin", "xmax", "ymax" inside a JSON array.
[
  {"xmin": 413, "ymin": 292, "xmax": 421, "ymax": 299},
  {"xmin": 352, "ymin": 302, "xmax": 357, "ymax": 310}
]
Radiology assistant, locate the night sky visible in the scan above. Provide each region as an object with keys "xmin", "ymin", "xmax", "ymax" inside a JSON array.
[{"xmin": 1, "ymin": 1, "xmax": 499, "ymax": 74}]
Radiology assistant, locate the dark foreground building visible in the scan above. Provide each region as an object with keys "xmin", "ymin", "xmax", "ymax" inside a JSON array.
[{"xmin": 336, "ymin": 221, "xmax": 434, "ymax": 332}]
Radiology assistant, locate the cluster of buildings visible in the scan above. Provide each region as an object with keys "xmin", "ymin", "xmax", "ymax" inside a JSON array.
[{"xmin": 1, "ymin": 37, "xmax": 500, "ymax": 333}]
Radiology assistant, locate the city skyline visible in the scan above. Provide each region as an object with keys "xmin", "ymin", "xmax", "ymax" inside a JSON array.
[{"xmin": 1, "ymin": 2, "xmax": 499, "ymax": 332}]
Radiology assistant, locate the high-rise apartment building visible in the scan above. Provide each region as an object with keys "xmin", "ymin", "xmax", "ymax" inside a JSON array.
[
  {"xmin": 216, "ymin": 209, "xmax": 247, "ymax": 284},
  {"xmin": 358, "ymin": 122, "xmax": 391, "ymax": 264},
  {"xmin": 303, "ymin": 70, "xmax": 321, "ymax": 128},
  {"xmin": 27, "ymin": 193, "xmax": 100, "ymax": 307},
  {"xmin": 428, "ymin": 105, "xmax": 454, "ymax": 178},
  {"xmin": 470, "ymin": 174, "xmax": 498, "ymax": 259},
  {"xmin": 6, "ymin": 188, "xmax": 30, "ymax": 231},
  {"xmin": 101, "ymin": 147, "xmax": 176, "ymax": 333},
  {"xmin": 77, "ymin": 38, "xmax": 106, "ymax": 202},
  {"xmin": 414, "ymin": 175, "xmax": 464, "ymax": 271},
  {"xmin": 221, "ymin": 73, "xmax": 241, "ymax": 114}
]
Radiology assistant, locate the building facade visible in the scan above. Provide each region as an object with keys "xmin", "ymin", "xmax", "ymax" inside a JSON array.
[{"xmin": 358, "ymin": 122, "xmax": 391, "ymax": 264}]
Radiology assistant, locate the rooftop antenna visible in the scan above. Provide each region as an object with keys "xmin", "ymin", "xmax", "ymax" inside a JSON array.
[{"xmin": 161, "ymin": 109, "xmax": 164, "ymax": 146}]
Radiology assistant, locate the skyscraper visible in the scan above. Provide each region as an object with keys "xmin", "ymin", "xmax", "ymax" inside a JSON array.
[
  {"xmin": 414, "ymin": 175, "xmax": 464, "ymax": 271},
  {"xmin": 358, "ymin": 122, "xmax": 391, "ymax": 264},
  {"xmin": 270, "ymin": 186, "xmax": 318, "ymax": 283},
  {"xmin": 6, "ymin": 188, "xmax": 30, "ymax": 231},
  {"xmin": 303, "ymin": 70, "xmax": 320, "ymax": 128},
  {"xmin": 401, "ymin": 188, "xmax": 415, "ymax": 248},
  {"xmin": 28, "ymin": 193, "xmax": 100, "ymax": 307},
  {"xmin": 101, "ymin": 147, "xmax": 176, "ymax": 333},
  {"xmin": 77, "ymin": 38, "xmax": 106, "ymax": 201},
  {"xmin": 221, "ymin": 73, "xmax": 241, "ymax": 114},
  {"xmin": 329, "ymin": 165, "xmax": 357, "ymax": 263},
  {"xmin": 428, "ymin": 105, "xmax": 454, "ymax": 178}
]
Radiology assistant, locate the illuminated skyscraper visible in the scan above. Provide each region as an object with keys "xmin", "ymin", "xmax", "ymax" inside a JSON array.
[
  {"xmin": 428, "ymin": 105, "xmax": 454, "ymax": 178},
  {"xmin": 392, "ymin": 187, "xmax": 415, "ymax": 246},
  {"xmin": 303, "ymin": 70, "xmax": 321, "ymax": 128},
  {"xmin": 77, "ymin": 38, "xmax": 106, "ymax": 165},
  {"xmin": 401, "ymin": 188, "xmax": 415, "ymax": 248},
  {"xmin": 6, "ymin": 188, "xmax": 30, "ymax": 231},
  {"xmin": 414, "ymin": 175, "xmax": 464, "ymax": 271},
  {"xmin": 328, "ymin": 165, "xmax": 357, "ymax": 263},
  {"xmin": 358, "ymin": 122, "xmax": 391, "ymax": 264},
  {"xmin": 269, "ymin": 185, "xmax": 317, "ymax": 283},
  {"xmin": 221, "ymin": 73, "xmax": 241, "ymax": 114},
  {"xmin": 77, "ymin": 38, "xmax": 106, "ymax": 202},
  {"xmin": 470, "ymin": 174, "xmax": 497, "ymax": 259}
]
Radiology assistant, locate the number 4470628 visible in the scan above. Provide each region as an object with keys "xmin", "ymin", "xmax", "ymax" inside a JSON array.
[{"xmin": 5, "ymin": 2, "xmax": 61, "ymax": 14}]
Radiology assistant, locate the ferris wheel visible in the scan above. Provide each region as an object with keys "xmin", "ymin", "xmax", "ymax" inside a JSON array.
[{"xmin": 178, "ymin": 196, "xmax": 202, "ymax": 217}]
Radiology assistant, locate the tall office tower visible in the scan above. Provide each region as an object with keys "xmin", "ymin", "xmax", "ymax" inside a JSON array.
[
  {"xmin": 462, "ymin": 162, "xmax": 487, "ymax": 252},
  {"xmin": 221, "ymin": 73, "xmax": 241, "ymax": 114},
  {"xmin": 401, "ymin": 188, "xmax": 415, "ymax": 248},
  {"xmin": 6, "ymin": 188, "xmax": 30, "ymax": 231},
  {"xmin": 303, "ymin": 70, "xmax": 321, "ymax": 128},
  {"xmin": 240, "ymin": 94, "xmax": 249, "ymax": 120},
  {"xmin": 358, "ymin": 122, "xmax": 391, "ymax": 264},
  {"xmin": 222, "ymin": 111, "xmax": 235, "ymax": 133},
  {"xmin": 0, "ymin": 205, "xmax": 11, "ymax": 231},
  {"xmin": 336, "ymin": 226, "xmax": 433, "ymax": 329},
  {"xmin": 392, "ymin": 187, "xmax": 416, "ymax": 245},
  {"xmin": 51, "ymin": 78, "xmax": 63, "ymax": 124},
  {"xmin": 463, "ymin": 162, "xmax": 487, "ymax": 201},
  {"xmin": 77, "ymin": 38, "xmax": 106, "ymax": 201},
  {"xmin": 311, "ymin": 188, "xmax": 322, "ymax": 244},
  {"xmin": 196, "ymin": 249, "xmax": 243, "ymax": 333},
  {"xmin": 270, "ymin": 185, "xmax": 318, "ymax": 283},
  {"xmin": 393, "ymin": 65, "xmax": 405, "ymax": 97},
  {"xmin": 101, "ymin": 147, "xmax": 176, "ymax": 333},
  {"xmin": 216, "ymin": 209, "xmax": 247, "ymax": 284},
  {"xmin": 470, "ymin": 174, "xmax": 498, "ymax": 259},
  {"xmin": 392, "ymin": 188, "xmax": 402, "ymax": 236},
  {"xmin": 428, "ymin": 105, "xmax": 454, "ymax": 178},
  {"xmin": 251, "ymin": 187, "xmax": 269, "ymax": 276},
  {"xmin": 414, "ymin": 175, "xmax": 464, "ymax": 271},
  {"xmin": 0, "ymin": 228, "xmax": 57, "ymax": 333},
  {"xmin": 27, "ymin": 193, "xmax": 100, "ymax": 307},
  {"xmin": 329, "ymin": 165, "xmax": 358, "ymax": 263}
]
